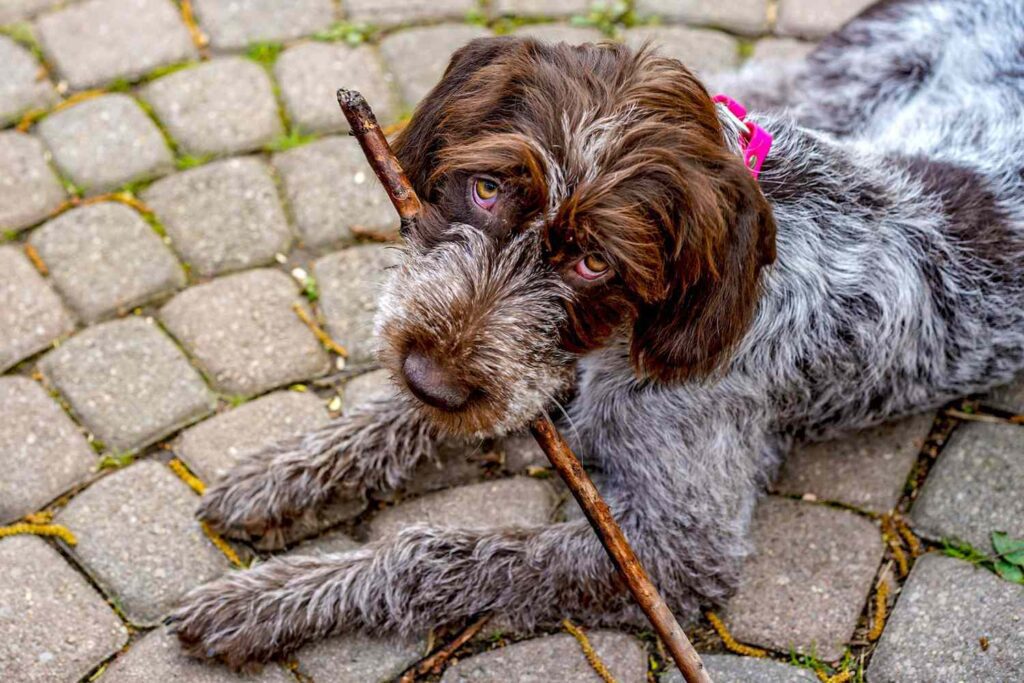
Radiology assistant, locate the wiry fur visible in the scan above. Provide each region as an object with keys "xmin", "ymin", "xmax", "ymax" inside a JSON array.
[{"xmin": 172, "ymin": 0, "xmax": 1024, "ymax": 667}]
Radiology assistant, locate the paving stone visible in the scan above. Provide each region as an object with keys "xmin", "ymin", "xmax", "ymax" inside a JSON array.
[
  {"xmin": 636, "ymin": 0, "xmax": 769, "ymax": 35},
  {"xmin": 39, "ymin": 317, "xmax": 216, "ymax": 452},
  {"xmin": 622, "ymin": 26, "xmax": 740, "ymax": 75},
  {"xmin": 35, "ymin": 0, "xmax": 197, "ymax": 91},
  {"xmin": 379, "ymin": 25, "xmax": 491, "ymax": 106},
  {"xmin": 441, "ymin": 631, "xmax": 647, "ymax": 683},
  {"xmin": 0, "ymin": 131, "xmax": 66, "ymax": 232},
  {"xmin": 721, "ymin": 496, "xmax": 883, "ymax": 660},
  {"xmin": 274, "ymin": 42, "xmax": 399, "ymax": 135},
  {"xmin": 665, "ymin": 655, "xmax": 817, "ymax": 683},
  {"xmin": 191, "ymin": 0, "xmax": 336, "ymax": 51},
  {"xmin": 0, "ymin": 377, "xmax": 94, "ymax": 523},
  {"xmin": 492, "ymin": 0, "xmax": 589, "ymax": 16},
  {"xmin": 774, "ymin": 413, "xmax": 933, "ymax": 513},
  {"xmin": 0, "ymin": 35, "xmax": 57, "ymax": 126},
  {"xmin": 343, "ymin": 368, "xmax": 399, "ymax": 413},
  {"xmin": 273, "ymin": 136, "xmax": 398, "ymax": 249},
  {"xmin": 776, "ymin": 0, "xmax": 876, "ymax": 39},
  {"xmin": 30, "ymin": 202, "xmax": 185, "ymax": 323},
  {"xmin": 161, "ymin": 269, "xmax": 332, "ymax": 396},
  {"xmin": 141, "ymin": 157, "xmax": 292, "ymax": 277},
  {"xmin": 141, "ymin": 58, "xmax": 283, "ymax": 156},
  {"xmin": 368, "ymin": 477, "xmax": 556, "ymax": 540},
  {"xmin": 513, "ymin": 23, "xmax": 604, "ymax": 45},
  {"xmin": 57, "ymin": 460, "xmax": 231, "ymax": 625},
  {"xmin": 0, "ymin": 535, "xmax": 128, "ymax": 683},
  {"xmin": 344, "ymin": 0, "xmax": 475, "ymax": 27},
  {"xmin": 866, "ymin": 553, "xmax": 1024, "ymax": 683},
  {"xmin": 313, "ymin": 244, "xmax": 400, "ymax": 367},
  {"xmin": 751, "ymin": 37, "xmax": 817, "ymax": 62},
  {"xmin": 0, "ymin": 0, "xmax": 62, "ymax": 23},
  {"xmin": 985, "ymin": 374, "xmax": 1024, "ymax": 413},
  {"xmin": 292, "ymin": 528, "xmax": 363, "ymax": 556},
  {"xmin": 36, "ymin": 94, "xmax": 174, "ymax": 194},
  {"xmin": 295, "ymin": 633, "xmax": 423, "ymax": 683},
  {"xmin": 175, "ymin": 390, "xmax": 329, "ymax": 482},
  {"xmin": 910, "ymin": 421, "xmax": 1024, "ymax": 549},
  {"xmin": 103, "ymin": 627, "xmax": 293, "ymax": 682},
  {"xmin": 0, "ymin": 246, "xmax": 75, "ymax": 371}
]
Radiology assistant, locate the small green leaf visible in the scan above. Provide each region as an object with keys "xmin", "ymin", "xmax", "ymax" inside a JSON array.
[
  {"xmin": 994, "ymin": 559, "xmax": 1024, "ymax": 583},
  {"xmin": 992, "ymin": 531, "xmax": 1024, "ymax": 565}
]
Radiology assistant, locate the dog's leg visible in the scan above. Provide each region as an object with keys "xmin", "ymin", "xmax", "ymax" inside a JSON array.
[
  {"xmin": 197, "ymin": 398, "xmax": 436, "ymax": 548},
  {"xmin": 172, "ymin": 421, "xmax": 761, "ymax": 667}
]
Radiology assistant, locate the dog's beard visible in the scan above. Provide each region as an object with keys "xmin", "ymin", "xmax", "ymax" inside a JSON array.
[{"xmin": 376, "ymin": 224, "xmax": 576, "ymax": 437}]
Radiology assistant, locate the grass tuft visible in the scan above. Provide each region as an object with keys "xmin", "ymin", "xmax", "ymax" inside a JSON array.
[
  {"xmin": 245, "ymin": 41, "xmax": 283, "ymax": 68},
  {"xmin": 313, "ymin": 21, "xmax": 378, "ymax": 46},
  {"xmin": 264, "ymin": 128, "xmax": 318, "ymax": 153}
]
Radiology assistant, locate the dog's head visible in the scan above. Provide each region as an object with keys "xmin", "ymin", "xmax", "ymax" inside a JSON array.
[{"xmin": 377, "ymin": 36, "xmax": 776, "ymax": 435}]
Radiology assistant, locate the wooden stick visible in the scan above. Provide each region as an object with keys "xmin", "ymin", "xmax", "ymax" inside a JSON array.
[{"xmin": 336, "ymin": 91, "xmax": 711, "ymax": 683}]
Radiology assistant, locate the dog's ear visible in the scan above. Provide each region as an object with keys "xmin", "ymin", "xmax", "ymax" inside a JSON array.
[
  {"xmin": 393, "ymin": 36, "xmax": 523, "ymax": 199},
  {"xmin": 631, "ymin": 156, "xmax": 776, "ymax": 383}
]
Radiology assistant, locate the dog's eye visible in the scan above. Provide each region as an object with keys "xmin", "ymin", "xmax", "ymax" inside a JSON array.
[
  {"xmin": 472, "ymin": 177, "xmax": 500, "ymax": 210},
  {"xmin": 575, "ymin": 254, "xmax": 610, "ymax": 280}
]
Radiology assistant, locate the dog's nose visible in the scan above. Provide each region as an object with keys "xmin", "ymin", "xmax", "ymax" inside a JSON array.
[{"xmin": 402, "ymin": 350, "xmax": 472, "ymax": 411}]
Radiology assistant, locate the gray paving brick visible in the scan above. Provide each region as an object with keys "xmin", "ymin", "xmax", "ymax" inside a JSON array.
[
  {"xmin": 492, "ymin": 0, "xmax": 589, "ymax": 16},
  {"xmin": 141, "ymin": 57, "xmax": 283, "ymax": 156},
  {"xmin": 0, "ymin": 246, "xmax": 75, "ymax": 372},
  {"xmin": 0, "ymin": 0, "xmax": 62, "ymax": 23},
  {"xmin": 751, "ymin": 37, "xmax": 817, "ymax": 62},
  {"xmin": 368, "ymin": 477, "xmax": 556, "ymax": 540},
  {"xmin": 191, "ymin": 0, "xmax": 336, "ymax": 51},
  {"xmin": 175, "ymin": 389, "xmax": 328, "ymax": 482},
  {"xmin": 0, "ymin": 377, "xmax": 94, "ymax": 523},
  {"xmin": 985, "ymin": 374, "xmax": 1024, "ymax": 413},
  {"xmin": 295, "ymin": 633, "xmax": 423, "ymax": 683},
  {"xmin": 342, "ymin": 368, "xmax": 398, "ymax": 413},
  {"xmin": 274, "ymin": 42, "xmax": 399, "ymax": 135},
  {"xmin": 867, "ymin": 554, "xmax": 1024, "ymax": 683},
  {"xmin": 776, "ymin": 0, "xmax": 875, "ymax": 39},
  {"xmin": 441, "ymin": 631, "xmax": 647, "ymax": 683},
  {"xmin": 345, "ymin": 0, "xmax": 476, "ymax": 26},
  {"xmin": 722, "ymin": 497, "xmax": 883, "ymax": 660},
  {"xmin": 313, "ymin": 244, "xmax": 400, "ymax": 368},
  {"xmin": 292, "ymin": 528, "xmax": 362, "ymax": 555},
  {"xmin": 665, "ymin": 655, "xmax": 817, "ymax": 683},
  {"xmin": 160, "ymin": 269, "xmax": 332, "ymax": 396},
  {"xmin": 379, "ymin": 24, "xmax": 491, "ymax": 106},
  {"xmin": 272, "ymin": 136, "xmax": 397, "ymax": 249},
  {"xmin": 911, "ymin": 421, "xmax": 1024, "ymax": 550},
  {"xmin": 56, "ymin": 460, "xmax": 230, "ymax": 625},
  {"xmin": 30, "ymin": 202, "xmax": 185, "ymax": 323},
  {"xmin": 774, "ymin": 413, "xmax": 933, "ymax": 513},
  {"xmin": 622, "ymin": 26, "xmax": 740, "ymax": 75},
  {"xmin": 636, "ymin": 0, "xmax": 769, "ymax": 35},
  {"xmin": 39, "ymin": 317, "xmax": 216, "ymax": 452},
  {"xmin": 0, "ymin": 131, "xmax": 66, "ymax": 232},
  {"xmin": 513, "ymin": 23, "xmax": 603, "ymax": 44},
  {"xmin": 35, "ymin": 0, "xmax": 197, "ymax": 91},
  {"xmin": 141, "ymin": 156, "xmax": 291, "ymax": 277},
  {"xmin": 0, "ymin": 35, "xmax": 57, "ymax": 126},
  {"xmin": 103, "ymin": 626, "xmax": 293, "ymax": 682},
  {"xmin": 36, "ymin": 94, "xmax": 174, "ymax": 194},
  {"xmin": 0, "ymin": 535, "xmax": 128, "ymax": 683}
]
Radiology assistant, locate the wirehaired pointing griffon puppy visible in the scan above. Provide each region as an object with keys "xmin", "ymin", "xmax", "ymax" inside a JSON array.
[{"xmin": 171, "ymin": 0, "xmax": 1024, "ymax": 666}]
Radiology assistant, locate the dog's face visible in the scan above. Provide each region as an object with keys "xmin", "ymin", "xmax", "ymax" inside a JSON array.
[{"xmin": 377, "ymin": 37, "xmax": 776, "ymax": 436}]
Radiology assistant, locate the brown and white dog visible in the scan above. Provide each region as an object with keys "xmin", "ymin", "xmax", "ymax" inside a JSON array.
[{"xmin": 170, "ymin": 0, "xmax": 1024, "ymax": 667}]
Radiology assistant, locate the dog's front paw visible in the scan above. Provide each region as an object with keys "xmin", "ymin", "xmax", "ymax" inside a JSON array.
[
  {"xmin": 197, "ymin": 459, "xmax": 365, "ymax": 550},
  {"xmin": 168, "ymin": 567, "xmax": 302, "ymax": 669}
]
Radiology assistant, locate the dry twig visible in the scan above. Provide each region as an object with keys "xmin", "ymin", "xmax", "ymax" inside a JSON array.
[{"xmin": 398, "ymin": 615, "xmax": 490, "ymax": 682}]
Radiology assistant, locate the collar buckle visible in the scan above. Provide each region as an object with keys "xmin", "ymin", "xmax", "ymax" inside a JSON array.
[{"xmin": 713, "ymin": 94, "xmax": 772, "ymax": 179}]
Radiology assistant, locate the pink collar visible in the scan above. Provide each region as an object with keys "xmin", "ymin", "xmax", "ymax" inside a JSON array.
[{"xmin": 713, "ymin": 94, "xmax": 772, "ymax": 179}]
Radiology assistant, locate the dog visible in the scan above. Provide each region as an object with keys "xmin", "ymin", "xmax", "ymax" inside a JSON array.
[{"xmin": 170, "ymin": 0, "xmax": 1024, "ymax": 667}]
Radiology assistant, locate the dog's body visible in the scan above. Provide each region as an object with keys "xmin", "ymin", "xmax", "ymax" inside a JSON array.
[{"xmin": 171, "ymin": 0, "xmax": 1024, "ymax": 666}]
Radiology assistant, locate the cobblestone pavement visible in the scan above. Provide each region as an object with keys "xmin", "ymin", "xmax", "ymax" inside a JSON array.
[{"xmin": 2, "ymin": 1, "xmax": 1023, "ymax": 682}]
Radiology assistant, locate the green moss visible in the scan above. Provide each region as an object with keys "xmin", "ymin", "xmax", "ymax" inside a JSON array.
[
  {"xmin": 1, "ymin": 22, "xmax": 45, "ymax": 62},
  {"xmin": 1, "ymin": 229, "xmax": 18, "ymax": 243},
  {"xmin": 62, "ymin": 178, "xmax": 85, "ymax": 198},
  {"xmin": 107, "ymin": 77, "xmax": 132, "ymax": 93},
  {"xmin": 245, "ymin": 41, "xmax": 284, "ymax": 67},
  {"xmin": 221, "ymin": 393, "xmax": 249, "ymax": 408},
  {"xmin": 144, "ymin": 61, "xmax": 196, "ymax": 81},
  {"xmin": 737, "ymin": 39, "xmax": 756, "ymax": 61},
  {"xmin": 571, "ymin": 0, "xmax": 637, "ymax": 37},
  {"xmin": 313, "ymin": 21, "xmax": 378, "ymax": 46},
  {"xmin": 97, "ymin": 451, "xmax": 135, "ymax": 470},
  {"xmin": 264, "ymin": 128, "xmax": 319, "ymax": 153},
  {"xmin": 301, "ymin": 274, "xmax": 319, "ymax": 303},
  {"xmin": 175, "ymin": 153, "xmax": 213, "ymax": 171}
]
